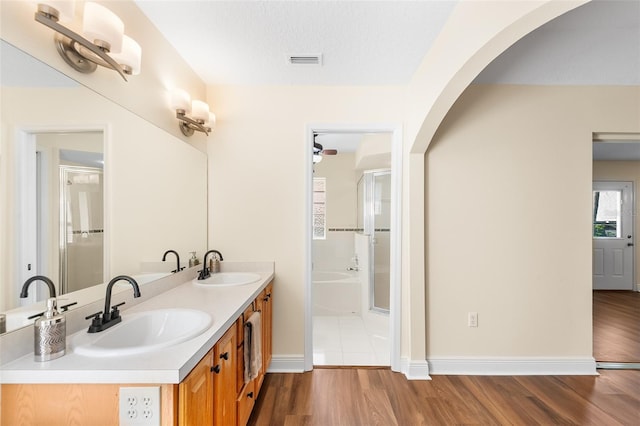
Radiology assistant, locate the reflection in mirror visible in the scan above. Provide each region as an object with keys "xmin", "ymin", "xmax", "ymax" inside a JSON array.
[
  {"xmin": 1, "ymin": 40, "xmax": 208, "ymax": 333},
  {"xmin": 29, "ymin": 134, "xmax": 106, "ymax": 299}
]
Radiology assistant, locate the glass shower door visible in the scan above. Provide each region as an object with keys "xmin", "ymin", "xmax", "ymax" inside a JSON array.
[
  {"xmin": 358, "ymin": 170, "xmax": 391, "ymax": 313},
  {"xmin": 371, "ymin": 172, "xmax": 391, "ymax": 312},
  {"xmin": 60, "ymin": 166, "xmax": 104, "ymax": 293}
]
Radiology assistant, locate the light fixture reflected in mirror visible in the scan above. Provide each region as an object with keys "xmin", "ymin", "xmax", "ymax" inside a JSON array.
[
  {"xmin": 34, "ymin": 1, "xmax": 141, "ymax": 81},
  {"xmin": 171, "ymin": 89, "xmax": 215, "ymax": 136}
]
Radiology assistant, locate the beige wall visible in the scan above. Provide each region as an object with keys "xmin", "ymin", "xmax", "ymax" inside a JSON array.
[
  {"xmin": 207, "ymin": 85, "xmax": 405, "ymax": 356},
  {"xmin": 593, "ymin": 160, "xmax": 640, "ymax": 288},
  {"xmin": 426, "ymin": 84, "xmax": 640, "ymax": 358}
]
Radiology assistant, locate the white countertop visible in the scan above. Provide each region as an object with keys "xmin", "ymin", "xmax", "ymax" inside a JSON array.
[{"xmin": 0, "ymin": 268, "xmax": 274, "ymax": 384}]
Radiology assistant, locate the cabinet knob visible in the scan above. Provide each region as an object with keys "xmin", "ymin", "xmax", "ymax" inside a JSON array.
[
  {"xmin": 247, "ymin": 392, "xmax": 254, "ymax": 399},
  {"xmin": 211, "ymin": 365, "xmax": 221, "ymax": 374},
  {"xmin": 220, "ymin": 352, "xmax": 229, "ymax": 360}
]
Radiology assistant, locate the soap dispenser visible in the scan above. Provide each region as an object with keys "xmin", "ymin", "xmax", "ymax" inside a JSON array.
[
  {"xmin": 34, "ymin": 298, "xmax": 66, "ymax": 361},
  {"xmin": 188, "ymin": 251, "xmax": 200, "ymax": 267}
]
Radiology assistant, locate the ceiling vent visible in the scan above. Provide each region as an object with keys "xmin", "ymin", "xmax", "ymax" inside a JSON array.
[{"xmin": 288, "ymin": 54, "xmax": 323, "ymax": 66}]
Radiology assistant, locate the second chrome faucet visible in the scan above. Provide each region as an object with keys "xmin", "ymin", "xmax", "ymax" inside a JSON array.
[{"xmin": 197, "ymin": 250, "xmax": 224, "ymax": 280}]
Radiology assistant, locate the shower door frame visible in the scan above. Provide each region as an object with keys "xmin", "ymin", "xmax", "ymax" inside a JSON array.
[
  {"xmin": 304, "ymin": 123, "xmax": 403, "ymax": 373},
  {"xmin": 359, "ymin": 169, "xmax": 392, "ymax": 314},
  {"xmin": 59, "ymin": 164, "xmax": 105, "ymax": 295}
]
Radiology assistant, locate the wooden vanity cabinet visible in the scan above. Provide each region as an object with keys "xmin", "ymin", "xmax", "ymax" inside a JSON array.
[
  {"xmin": 181, "ymin": 279, "xmax": 273, "ymax": 426},
  {"xmin": 179, "ymin": 320, "xmax": 238, "ymax": 426},
  {"xmin": 261, "ymin": 282, "xmax": 273, "ymax": 380},
  {"xmin": 235, "ymin": 282, "xmax": 273, "ymax": 425},
  {"xmin": 213, "ymin": 322, "xmax": 238, "ymax": 426},
  {"xmin": 179, "ymin": 347, "xmax": 214, "ymax": 425},
  {"xmin": 236, "ymin": 304, "xmax": 259, "ymax": 425}
]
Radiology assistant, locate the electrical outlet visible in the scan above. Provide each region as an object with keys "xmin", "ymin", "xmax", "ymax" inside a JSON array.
[
  {"xmin": 468, "ymin": 312, "xmax": 478, "ymax": 327},
  {"xmin": 119, "ymin": 387, "xmax": 160, "ymax": 426}
]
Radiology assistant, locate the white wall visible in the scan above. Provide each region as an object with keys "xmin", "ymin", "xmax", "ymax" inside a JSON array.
[{"xmin": 426, "ymin": 84, "xmax": 640, "ymax": 359}]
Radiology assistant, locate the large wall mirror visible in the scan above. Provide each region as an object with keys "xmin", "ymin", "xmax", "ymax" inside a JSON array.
[{"xmin": 0, "ymin": 40, "xmax": 208, "ymax": 333}]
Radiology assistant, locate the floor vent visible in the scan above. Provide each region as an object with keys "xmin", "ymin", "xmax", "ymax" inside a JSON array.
[{"xmin": 288, "ymin": 54, "xmax": 323, "ymax": 66}]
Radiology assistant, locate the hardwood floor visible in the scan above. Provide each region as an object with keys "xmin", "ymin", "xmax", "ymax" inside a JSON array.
[
  {"xmin": 593, "ymin": 290, "xmax": 640, "ymax": 362},
  {"xmin": 248, "ymin": 291, "xmax": 639, "ymax": 424},
  {"xmin": 248, "ymin": 368, "xmax": 640, "ymax": 425}
]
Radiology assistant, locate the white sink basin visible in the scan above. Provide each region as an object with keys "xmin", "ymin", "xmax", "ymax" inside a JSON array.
[
  {"xmin": 193, "ymin": 272, "xmax": 261, "ymax": 287},
  {"xmin": 71, "ymin": 308, "xmax": 212, "ymax": 357}
]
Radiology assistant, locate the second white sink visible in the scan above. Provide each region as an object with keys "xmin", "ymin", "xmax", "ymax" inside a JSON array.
[
  {"xmin": 193, "ymin": 272, "xmax": 261, "ymax": 287},
  {"xmin": 71, "ymin": 308, "xmax": 212, "ymax": 357}
]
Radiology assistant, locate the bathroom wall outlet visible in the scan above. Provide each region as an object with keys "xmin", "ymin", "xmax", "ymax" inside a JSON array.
[
  {"xmin": 468, "ymin": 312, "xmax": 478, "ymax": 328},
  {"xmin": 119, "ymin": 386, "xmax": 160, "ymax": 426}
]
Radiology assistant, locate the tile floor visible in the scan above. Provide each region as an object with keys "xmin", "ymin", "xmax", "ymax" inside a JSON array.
[{"xmin": 312, "ymin": 314, "xmax": 390, "ymax": 366}]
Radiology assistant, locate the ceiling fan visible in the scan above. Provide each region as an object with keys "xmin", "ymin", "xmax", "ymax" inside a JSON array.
[{"xmin": 313, "ymin": 133, "xmax": 338, "ymax": 157}]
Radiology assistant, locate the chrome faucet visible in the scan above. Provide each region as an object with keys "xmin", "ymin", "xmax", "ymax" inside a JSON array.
[
  {"xmin": 20, "ymin": 275, "xmax": 56, "ymax": 299},
  {"xmin": 347, "ymin": 254, "xmax": 359, "ymax": 272},
  {"xmin": 198, "ymin": 250, "xmax": 224, "ymax": 280},
  {"xmin": 162, "ymin": 249, "xmax": 184, "ymax": 273},
  {"xmin": 86, "ymin": 275, "xmax": 141, "ymax": 333}
]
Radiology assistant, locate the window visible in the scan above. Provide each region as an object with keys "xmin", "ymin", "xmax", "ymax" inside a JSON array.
[
  {"xmin": 313, "ymin": 177, "xmax": 326, "ymax": 240},
  {"xmin": 593, "ymin": 190, "xmax": 621, "ymax": 238}
]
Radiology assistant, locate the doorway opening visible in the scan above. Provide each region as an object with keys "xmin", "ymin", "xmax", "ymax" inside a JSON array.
[
  {"xmin": 16, "ymin": 126, "xmax": 107, "ymax": 306},
  {"xmin": 592, "ymin": 137, "xmax": 639, "ymax": 370},
  {"xmin": 304, "ymin": 124, "xmax": 402, "ymax": 371}
]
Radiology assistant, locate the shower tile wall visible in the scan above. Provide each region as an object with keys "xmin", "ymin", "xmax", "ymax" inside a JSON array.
[{"xmin": 313, "ymin": 230, "xmax": 356, "ymax": 271}]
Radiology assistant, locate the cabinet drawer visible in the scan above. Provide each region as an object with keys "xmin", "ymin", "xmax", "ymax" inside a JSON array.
[{"xmin": 237, "ymin": 381, "xmax": 255, "ymax": 426}]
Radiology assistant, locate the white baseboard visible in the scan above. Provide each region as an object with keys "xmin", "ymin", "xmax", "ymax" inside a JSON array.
[
  {"xmin": 267, "ymin": 355, "xmax": 306, "ymax": 373},
  {"xmin": 428, "ymin": 357, "xmax": 598, "ymax": 375},
  {"xmin": 400, "ymin": 357, "xmax": 432, "ymax": 380},
  {"xmin": 267, "ymin": 355, "xmax": 597, "ymax": 376}
]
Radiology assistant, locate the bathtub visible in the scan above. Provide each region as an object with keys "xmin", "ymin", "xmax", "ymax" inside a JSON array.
[{"xmin": 312, "ymin": 270, "xmax": 360, "ymax": 316}]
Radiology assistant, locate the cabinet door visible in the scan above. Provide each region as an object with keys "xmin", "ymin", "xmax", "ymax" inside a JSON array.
[
  {"xmin": 213, "ymin": 323, "xmax": 237, "ymax": 426},
  {"xmin": 179, "ymin": 348, "xmax": 214, "ymax": 426},
  {"xmin": 262, "ymin": 282, "xmax": 273, "ymax": 374}
]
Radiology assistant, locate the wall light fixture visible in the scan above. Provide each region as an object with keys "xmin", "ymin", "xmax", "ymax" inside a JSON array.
[
  {"xmin": 35, "ymin": 1, "xmax": 141, "ymax": 81},
  {"xmin": 171, "ymin": 89, "xmax": 216, "ymax": 136}
]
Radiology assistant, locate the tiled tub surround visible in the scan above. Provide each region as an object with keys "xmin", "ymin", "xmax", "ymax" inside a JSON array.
[{"xmin": 0, "ymin": 262, "xmax": 274, "ymax": 384}]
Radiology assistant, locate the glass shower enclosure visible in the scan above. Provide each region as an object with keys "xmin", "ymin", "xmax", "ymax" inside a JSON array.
[{"xmin": 357, "ymin": 170, "xmax": 391, "ymax": 313}]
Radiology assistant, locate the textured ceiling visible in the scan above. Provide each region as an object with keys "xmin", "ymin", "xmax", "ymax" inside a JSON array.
[
  {"xmin": 134, "ymin": 0, "xmax": 456, "ymax": 85},
  {"xmin": 135, "ymin": 0, "xmax": 639, "ymax": 87}
]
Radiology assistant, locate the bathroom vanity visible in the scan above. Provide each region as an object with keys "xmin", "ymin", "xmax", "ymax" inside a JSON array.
[{"xmin": 0, "ymin": 263, "xmax": 274, "ymax": 426}]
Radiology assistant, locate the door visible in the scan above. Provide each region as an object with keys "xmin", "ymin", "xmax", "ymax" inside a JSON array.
[
  {"xmin": 371, "ymin": 171, "xmax": 391, "ymax": 312},
  {"xmin": 593, "ymin": 181, "xmax": 634, "ymax": 290},
  {"xmin": 60, "ymin": 165, "xmax": 104, "ymax": 294}
]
